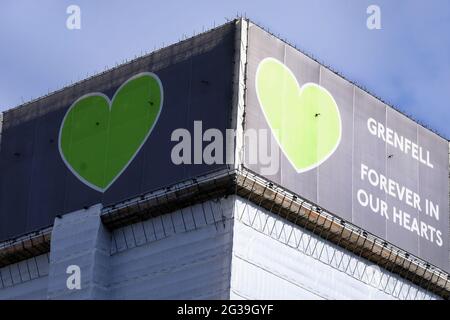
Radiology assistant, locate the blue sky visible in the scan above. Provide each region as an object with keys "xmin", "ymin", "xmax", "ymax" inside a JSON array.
[{"xmin": 1, "ymin": 0, "xmax": 449, "ymax": 139}]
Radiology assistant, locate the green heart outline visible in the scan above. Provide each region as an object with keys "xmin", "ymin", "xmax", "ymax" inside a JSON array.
[
  {"xmin": 255, "ymin": 57, "xmax": 342, "ymax": 173},
  {"xmin": 58, "ymin": 72, "xmax": 164, "ymax": 192}
]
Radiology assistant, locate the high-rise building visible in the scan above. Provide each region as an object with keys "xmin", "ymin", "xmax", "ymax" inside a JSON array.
[{"xmin": 0, "ymin": 18, "xmax": 448, "ymax": 300}]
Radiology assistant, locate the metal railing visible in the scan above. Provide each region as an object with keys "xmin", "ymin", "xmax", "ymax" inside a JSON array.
[{"xmin": 0, "ymin": 166, "xmax": 448, "ymax": 298}]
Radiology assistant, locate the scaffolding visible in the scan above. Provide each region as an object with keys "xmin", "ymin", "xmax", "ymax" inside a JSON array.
[
  {"xmin": 0, "ymin": 167, "xmax": 448, "ymax": 298},
  {"xmin": 101, "ymin": 167, "xmax": 450, "ymax": 299}
]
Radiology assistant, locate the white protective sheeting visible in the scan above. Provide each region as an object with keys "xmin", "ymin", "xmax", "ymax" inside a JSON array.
[
  {"xmin": 108, "ymin": 198, "xmax": 235, "ymax": 299},
  {"xmin": 0, "ymin": 195, "xmax": 441, "ymax": 299},
  {"xmin": 230, "ymin": 196, "xmax": 440, "ymax": 300}
]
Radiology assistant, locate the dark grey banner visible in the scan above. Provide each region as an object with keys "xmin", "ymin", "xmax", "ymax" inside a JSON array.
[
  {"xmin": 244, "ymin": 23, "xmax": 449, "ymax": 272},
  {"xmin": 0, "ymin": 23, "xmax": 235, "ymax": 241}
]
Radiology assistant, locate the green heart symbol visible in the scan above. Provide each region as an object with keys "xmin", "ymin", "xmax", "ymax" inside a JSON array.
[
  {"xmin": 59, "ymin": 72, "xmax": 163, "ymax": 192},
  {"xmin": 256, "ymin": 58, "xmax": 342, "ymax": 173}
]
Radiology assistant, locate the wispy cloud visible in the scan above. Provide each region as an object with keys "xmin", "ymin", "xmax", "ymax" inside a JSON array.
[{"xmin": 0, "ymin": 0, "xmax": 448, "ymax": 138}]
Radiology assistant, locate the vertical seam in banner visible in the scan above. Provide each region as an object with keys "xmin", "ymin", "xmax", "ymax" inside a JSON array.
[
  {"xmin": 26, "ymin": 114, "xmax": 39, "ymax": 231},
  {"xmin": 351, "ymin": 86, "xmax": 355, "ymax": 223},
  {"xmin": 0, "ymin": 112, "xmax": 3, "ymax": 152},
  {"xmin": 385, "ymin": 104, "xmax": 388, "ymax": 238},
  {"xmin": 244, "ymin": 19, "xmax": 249, "ymax": 169},
  {"xmin": 417, "ymin": 124, "xmax": 420, "ymax": 257},
  {"xmin": 231, "ymin": 18, "xmax": 248, "ymax": 169},
  {"xmin": 185, "ymin": 54, "xmax": 193, "ymax": 175},
  {"xmin": 242, "ymin": 19, "xmax": 249, "ymax": 169},
  {"xmin": 0, "ymin": 111, "xmax": 2, "ymax": 239},
  {"xmin": 281, "ymin": 40, "xmax": 286, "ymax": 183},
  {"xmin": 317, "ymin": 66, "xmax": 322, "ymax": 205}
]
